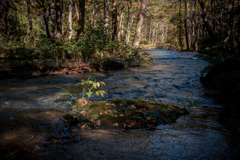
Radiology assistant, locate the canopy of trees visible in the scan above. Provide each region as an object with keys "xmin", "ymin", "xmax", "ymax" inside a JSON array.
[{"xmin": 0, "ymin": 0, "xmax": 239, "ymax": 61}]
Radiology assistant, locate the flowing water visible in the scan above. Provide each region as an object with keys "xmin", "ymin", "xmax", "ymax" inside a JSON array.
[{"xmin": 0, "ymin": 49, "xmax": 239, "ymax": 159}]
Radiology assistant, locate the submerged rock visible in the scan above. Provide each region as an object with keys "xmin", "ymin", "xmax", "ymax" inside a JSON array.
[{"xmin": 64, "ymin": 99, "xmax": 189, "ymax": 129}]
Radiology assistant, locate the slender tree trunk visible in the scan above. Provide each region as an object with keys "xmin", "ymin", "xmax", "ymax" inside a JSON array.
[
  {"xmin": 132, "ymin": 0, "xmax": 148, "ymax": 48},
  {"xmin": 152, "ymin": 22, "xmax": 156, "ymax": 44},
  {"xmin": 125, "ymin": 3, "xmax": 135, "ymax": 45},
  {"xmin": 175, "ymin": 0, "xmax": 179, "ymax": 50},
  {"xmin": 184, "ymin": 0, "xmax": 189, "ymax": 50},
  {"xmin": 117, "ymin": 5, "xmax": 125, "ymax": 42},
  {"xmin": 93, "ymin": 0, "xmax": 97, "ymax": 28},
  {"xmin": 198, "ymin": 0, "xmax": 215, "ymax": 40},
  {"xmin": 77, "ymin": 0, "xmax": 85, "ymax": 35},
  {"xmin": 179, "ymin": 0, "xmax": 183, "ymax": 50},
  {"xmin": 40, "ymin": 0, "xmax": 51, "ymax": 38},
  {"xmin": 68, "ymin": 0, "xmax": 73, "ymax": 40},
  {"xmin": 55, "ymin": 0, "xmax": 62, "ymax": 38},
  {"xmin": 27, "ymin": 0, "xmax": 32, "ymax": 31},
  {"xmin": 112, "ymin": 0, "xmax": 118, "ymax": 41},
  {"xmin": 104, "ymin": 0, "xmax": 109, "ymax": 36},
  {"xmin": 192, "ymin": 0, "xmax": 196, "ymax": 51}
]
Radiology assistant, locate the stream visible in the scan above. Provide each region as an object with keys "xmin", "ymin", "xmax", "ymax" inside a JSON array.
[{"xmin": 0, "ymin": 49, "xmax": 239, "ymax": 159}]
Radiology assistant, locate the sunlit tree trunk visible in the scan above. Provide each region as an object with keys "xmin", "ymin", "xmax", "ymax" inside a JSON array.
[
  {"xmin": 192, "ymin": 0, "xmax": 197, "ymax": 51},
  {"xmin": 104, "ymin": 0, "xmax": 109, "ymax": 36},
  {"xmin": 68, "ymin": 0, "xmax": 73, "ymax": 40},
  {"xmin": 55, "ymin": 0, "xmax": 62, "ymax": 38},
  {"xmin": 125, "ymin": 3, "xmax": 135, "ymax": 45},
  {"xmin": 133, "ymin": 0, "xmax": 148, "ymax": 48},
  {"xmin": 117, "ymin": 2, "xmax": 125, "ymax": 42},
  {"xmin": 112, "ymin": 0, "xmax": 118, "ymax": 41}
]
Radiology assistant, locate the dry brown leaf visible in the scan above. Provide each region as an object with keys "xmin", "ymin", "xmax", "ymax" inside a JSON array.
[
  {"xmin": 147, "ymin": 117, "xmax": 152, "ymax": 121},
  {"xmin": 113, "ymin": 123, "xmax": 118, "ymax": 127},
  {"xmin": 131, "ymin": 105, "xmax": 136, "ymax": 109}
]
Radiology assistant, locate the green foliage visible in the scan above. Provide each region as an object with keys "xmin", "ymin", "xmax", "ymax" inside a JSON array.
[
  {"xmin": 61, "ymin": 76, "xmax": 106, "ymax": 102},
  {"xmin": 195, "ymin": 43, "xmax": 239, "ymax": 75}
]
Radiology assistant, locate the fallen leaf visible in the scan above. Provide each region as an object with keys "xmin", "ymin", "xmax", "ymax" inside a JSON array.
[
  {"xmin": 120, "ymin": 114, "xmax": 124, "ymax": 117},
  {"xmin": 90, "ymin": 119, "xmax": 96, "ymax": 123},
  {"xmin": 113, "ymin": 123, "xmax": 118, "ymax": 127},
  {"xmin": 106, "ymin": 103, "xmax": 110, "ymax": 105},
  {"xmin": 129, "ymin": 122, "xmax": 136, "ymax": 126},
  {"xmin": 104, "ymin": 111, "xmax": 108, "ymax": 114},
  {"xmin": 164, "ymin": 118, "xmax": 168, "ymax": 122},
  {"xmin": 147, "ymin": 117, "xmax": 152, "ymax": 121},
  {"xmin": 131, "ymin": 105, "xmax": 136, "ymax": 109},
  {"xmin": 73, "ymin": 116, "xmax": 77, "ymax": 119},
  {"xmin": 81, "ymin": 125, "xmax": 86, "ymax": 129},
  {"xmin": 115, "ymin": 115, "xmax": 118, "ymax": 117}
]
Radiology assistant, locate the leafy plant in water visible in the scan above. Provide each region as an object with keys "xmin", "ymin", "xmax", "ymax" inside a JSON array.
[{"xmin": 61, "ymin": 76, "xmax": 106, "ymax": 103}]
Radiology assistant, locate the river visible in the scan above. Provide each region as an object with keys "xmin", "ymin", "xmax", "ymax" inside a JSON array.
[{"xmin": 0, "ymin": 49, "xmax": 239, "ymax": 159}]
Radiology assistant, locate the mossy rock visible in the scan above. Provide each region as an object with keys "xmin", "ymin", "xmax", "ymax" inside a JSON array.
[{"xmin": 64, "ymin": 99, "xmax": 189, "ymax": 129}]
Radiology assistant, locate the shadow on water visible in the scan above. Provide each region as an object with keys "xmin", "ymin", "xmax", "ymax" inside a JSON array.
[{"xmin": 0, "ymin": 49, "xmax": 239, "ymax": 159}]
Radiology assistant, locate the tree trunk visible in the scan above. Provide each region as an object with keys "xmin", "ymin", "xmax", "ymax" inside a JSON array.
[
  {"xmin": 40, "ymin": 0, "xmax": 51, "ymax": 38},
  {"xmin": 192, "ymin": 0, "xmax": 197, "ymax": 51},
  {"xmin": 77, "ymin": 0, "xmax": 85, "ymax": 35},
  {"xmin": 104, "ymin": 0, "xmax": 109, "ymax": 36},
  {"xmin": 125, "ymin": 3, "xmax": 134, "ymax": 45},
  {"xmin": 178, "ymin": 0, "xmax": 183, "ymax": 50},
  {"xmin": 132, "ymin": 0, "xmax": 148, "ymax": 48},
  {"xmin": 112, "ymin": 0, "xmax": 117, "ymax": 41},
  {"xmin": 174, "ymin": 0, "xmax": 179, "ymax": 50},
  {"xmin": 27, "ymin": 0, "xmax": 32, "ymax": 31},
  {"xmin": 93, "ymin": 0, "xmax": 97, "ymax": 28},
  {"xmin": 68, "ymin": 0, "xmax": 73, "ymax": 40},
  {"xmin": 197, "ymin": 0, "xmax": 215, "ymax": 40},
  {"xmin": 117, "ymin": 5, "xmax": 125, "ymax": 42},
  {"xmin": 184, "ymin": 0, "xmax": 189, "ymax": 50},
  {"xmin": 55, "ymin": 0, "xmax": 62, "ymax": 38}
]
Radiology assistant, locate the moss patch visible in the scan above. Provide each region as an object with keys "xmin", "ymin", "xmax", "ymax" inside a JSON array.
[{"xmin": 64, "ymin": 99, "xmax": 189, "ymax": 129}]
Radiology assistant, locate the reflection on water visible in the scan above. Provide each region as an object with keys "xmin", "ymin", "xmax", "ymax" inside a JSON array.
[{"xmin": 0, "ymin": 49, "xmax": 239, "ymax": 159}]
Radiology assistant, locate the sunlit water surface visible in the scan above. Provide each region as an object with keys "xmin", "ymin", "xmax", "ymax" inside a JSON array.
[{"xmin": 0, "ymin": 49, "xmax": 239, "ymax": 159}]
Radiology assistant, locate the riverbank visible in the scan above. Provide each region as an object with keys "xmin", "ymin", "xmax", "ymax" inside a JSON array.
[{"xmin": 0, "ymin": 52, "xmax": 150, "ymax": 79}]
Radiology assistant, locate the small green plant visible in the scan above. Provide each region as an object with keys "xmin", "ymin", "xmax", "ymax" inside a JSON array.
[
  {"xmin": 76, "ymin": 76, "xmax": 106, "ymax": 101},
  {"xmin": 61, "ymin": 76, "xmax": 106, "ymax": 103}
]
